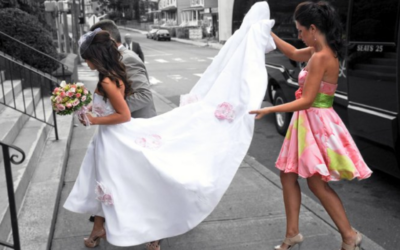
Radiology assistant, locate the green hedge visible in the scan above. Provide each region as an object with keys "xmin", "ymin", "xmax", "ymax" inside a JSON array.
[{"xmin": 0, "ymin": 8, "xmax": 59, "ymax": 73}]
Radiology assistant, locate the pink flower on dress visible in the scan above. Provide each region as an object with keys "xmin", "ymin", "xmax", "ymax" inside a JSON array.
[
  {"xmin": 295, "ymin": 88, "xmax": 303, "ymax": 99},
  {"xmin": 180, "ymin": 94, "xmax": 199, "ymax": 107},
  {"xmin": 215, "ymin": 102, "xmax": 235, "ymax": 122},
  {"xmin": 135, "ymin": 137, "xmax": 147, "ymax": 147},
  {"xmin": 95, "ymin": 182, "xmax": 113, "ymax": 206},
  {"xmin": 135, "ymin": 135, "xmax": 162, "ymax": 149}
]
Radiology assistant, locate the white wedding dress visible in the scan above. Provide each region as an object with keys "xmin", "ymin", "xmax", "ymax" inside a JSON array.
[{"xmin": 64, "ymin": 2, "xmax": 276, "ymax": 247}]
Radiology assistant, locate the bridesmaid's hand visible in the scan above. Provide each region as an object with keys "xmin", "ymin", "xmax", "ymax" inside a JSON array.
[{"xmin": 249, "ymin": 107, "xmax": 273, "ymax": 119}]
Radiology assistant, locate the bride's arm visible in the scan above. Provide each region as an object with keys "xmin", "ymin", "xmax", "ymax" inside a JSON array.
[
  {"xmin": 88, "ymin": 78, "xmax": 131, "ymax": 125},
  {"xmin": 272, "ymin": 32, "xmax": 313, "ymax": 62}
]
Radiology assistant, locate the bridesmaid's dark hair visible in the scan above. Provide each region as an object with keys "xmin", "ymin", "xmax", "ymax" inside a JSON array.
[
  {"xmin": 294, "ymin": 1, "xmax": 343, "ymax": 59},
  {"xmin": 81, "ymin": 30, "xmax": 132, "ymax": 100}
]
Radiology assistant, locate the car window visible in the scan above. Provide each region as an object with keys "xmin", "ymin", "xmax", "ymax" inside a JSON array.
[{"xmin": 158, "ymin": 30, "xmax": 169, "ymax": 34}]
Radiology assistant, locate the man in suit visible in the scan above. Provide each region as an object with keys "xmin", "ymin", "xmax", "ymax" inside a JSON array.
[
  {"xmin": 89, "ymin": 20, "xmax": 156, "ymax": 119},
  {"xmin": 123, "ymin": 33, "xmax": 145, "ymax": 63}
]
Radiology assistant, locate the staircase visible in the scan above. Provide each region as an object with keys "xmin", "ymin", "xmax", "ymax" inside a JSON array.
[{"xmin": 0, "ymin": 50, "xmax": 74, "ymax": 249}]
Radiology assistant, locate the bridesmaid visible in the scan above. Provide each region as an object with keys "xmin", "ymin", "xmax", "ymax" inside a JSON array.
[{"xmin": 250, "ymin": 1, "xmax": 372, "ymax": 250}]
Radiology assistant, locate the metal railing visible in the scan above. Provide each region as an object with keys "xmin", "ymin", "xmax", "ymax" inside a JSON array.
[
  {"xmin": 0, "ymin": 141, "xmax": 25, "ymax": 250},
  {"xmin": 0, "ymin": 30, "xmax": 68, "ymax": 81},
  {"xmin": 0, "ymin": 52, "xmax": 59, "ymax": 140},
  {"xmin": 0, "ymin": 30, "xmax": 63, "ymax": 140}
]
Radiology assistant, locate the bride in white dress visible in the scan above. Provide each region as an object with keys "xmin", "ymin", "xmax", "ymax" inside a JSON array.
[{"xmin": 64, "ymin": 2, "xmax": 276, "ymax": 249}]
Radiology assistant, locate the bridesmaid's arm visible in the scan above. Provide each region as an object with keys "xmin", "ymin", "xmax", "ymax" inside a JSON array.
[
  {"xmin": 249, "ymin": 53, "xmax": 326, "ymax": 119},
  {"xmin": 88, "ymin": 78, "xmax": 131, "ymax": 125},
  {"xmin": 272, "ymin": 32, "xmax": 313, "ymax": 62}
]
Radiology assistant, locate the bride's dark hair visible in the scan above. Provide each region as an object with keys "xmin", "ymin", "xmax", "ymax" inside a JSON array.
[
  {"xmin": 294, "ymin": 1, "xmax": 343, "ymax": 59},
  {"xmin": 80, "ymin": 30, "xmax": 132, "ymax": 100}
]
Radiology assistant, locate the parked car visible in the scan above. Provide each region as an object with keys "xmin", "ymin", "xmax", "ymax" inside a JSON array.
[
  {"xmin": 146, "ymin": 29, "xmax": 158, "ymax": 39},
  {"xmin": 233, "ymin": 0, "xmax": 400, "ymax": 178},
  {"xmin": 153, "ymin": 30, "xmax": 171, "ymax": 41}
]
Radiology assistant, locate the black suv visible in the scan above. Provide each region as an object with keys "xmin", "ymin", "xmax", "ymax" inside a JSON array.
[{"xmin": 232, "ymin": 0, "xmax": 400, "ymax": 178}]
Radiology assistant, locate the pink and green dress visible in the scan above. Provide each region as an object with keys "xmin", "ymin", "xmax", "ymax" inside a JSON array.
[{"xmin": 275, "ymin": 69, "xmax": 372, "ymax": 181}]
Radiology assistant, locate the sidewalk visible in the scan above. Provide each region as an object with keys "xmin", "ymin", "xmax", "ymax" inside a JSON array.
[
  {"xmin": 50, "ymin": 64, "xmax": 385, "ymax": 250},
  {"xmin": 118, "ymin": 26, "xmax": 224, "ymax": 50}
]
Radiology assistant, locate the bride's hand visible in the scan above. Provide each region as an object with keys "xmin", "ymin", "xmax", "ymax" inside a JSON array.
[
  {"xmin": 86, "ymin": 113, "xmax": 96, "ymax": 125},
  {"xmin": 249, "ymin": 107, "xmax": 273, "ymax": 119}
]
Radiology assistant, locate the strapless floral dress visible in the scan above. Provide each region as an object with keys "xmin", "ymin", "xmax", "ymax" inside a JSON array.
[{"xmin": 275, "ymin": 69, "xmax": 372, "ymax": 181}]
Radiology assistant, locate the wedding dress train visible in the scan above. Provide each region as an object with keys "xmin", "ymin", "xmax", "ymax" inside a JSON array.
[{"xmin": 64, "ymin": 2, "xmax": 276, "ymax": 246}]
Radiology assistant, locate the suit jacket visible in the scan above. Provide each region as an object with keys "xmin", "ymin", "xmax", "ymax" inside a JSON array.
[
  {"xmin": 123, "ymin": 41, "xmax": 145, "ymax": 63},
  {"xmin": 119, "ymin": 46, "xmax": 156, "ymax": 118}
]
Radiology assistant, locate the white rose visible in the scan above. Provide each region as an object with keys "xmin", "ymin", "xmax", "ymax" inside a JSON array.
[
  {"xmin": 69, "ymin": 87, "xmax": 76, "ymax": 93},
  {"xmin": 76, "ymin": 82, "xmax": 84, "ymax": 87},
  {"xmin": 60, "ymin": 81, "xmax": 66, "ymax": 87}
]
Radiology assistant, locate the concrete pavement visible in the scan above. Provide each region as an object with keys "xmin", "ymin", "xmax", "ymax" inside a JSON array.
[{"xmin": 50, "ymin": 60, "xmax": 385, "ymax": 250}]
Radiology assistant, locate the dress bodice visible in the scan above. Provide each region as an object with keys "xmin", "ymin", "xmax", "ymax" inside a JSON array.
[
  {"xmin": 92, "ymin": 93, "xmax": 115, "ymax": 117},
  {"xmin": 296, "ymin": 69, "xmax": 337, "ymax": 108}
]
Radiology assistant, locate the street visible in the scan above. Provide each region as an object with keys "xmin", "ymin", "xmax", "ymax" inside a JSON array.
[{"xmin": 125, "ymin": 31, "xmax": 400, "ymax": 249}]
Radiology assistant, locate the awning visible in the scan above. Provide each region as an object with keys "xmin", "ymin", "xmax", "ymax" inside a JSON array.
[
  {"xmin": 160, "ymin": 6, "xmax": 177, "ymax": 11},
  {"xmin": 181, "ymin": 6, "xmax": 204, "ymax": 11}
]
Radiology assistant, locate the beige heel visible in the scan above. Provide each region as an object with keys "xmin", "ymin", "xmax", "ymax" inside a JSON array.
[
  {"xmin": 274, "ymin": 233, "xmax": 304, "ymax": 250},
  {"xmin": 340, "ymin": 230, "xmax": 362, "ymax": 250},
  {"xmin": 83, "ymin": 228, "xmax": 106, "ymax": 248}
]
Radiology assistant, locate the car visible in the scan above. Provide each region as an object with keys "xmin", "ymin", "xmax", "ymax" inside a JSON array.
[
  {"xmin": 153, "ymin": 29, "xmax": 171, "ymax": 41},
  {"xmin": 146, "ymin": 29, "xmax": 158, "ymax": 39},
  {"xmin": 232, "ymin": 0, "xmax": 400, "ymax": 178}
]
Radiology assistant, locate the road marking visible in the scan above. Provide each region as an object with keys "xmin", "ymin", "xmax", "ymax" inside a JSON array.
[
  {"xmin": 168, "ymin": 75, "xmax": 187, "ymax": 82},
  {"xmin": 197, "ymin": 59, "xmax": 206, "ymax": 62},
  {"xmin": 149, "ymin": 76, "xmax": 162, "ymax": 85},
  {"xmin": 207, "ymin": 57, "xmax": 214, "ymax": 60},
  {"xmin": 144, "ymin": 61, "xmax": 149, "ymax": 64},
  {"xmin": 146, "ymin": 54, "xmax": 172, "ymax": 57},
  {"xmin": 173, "ymin": 58, "xmax": 186, "ymax": 62},
  {"xmin": 194, "ymin": 74, "xmax": 203, "ymax": 78},
  {"xmin": 155, "ymin": 59, "xmax": 169, "ymax": 63}
]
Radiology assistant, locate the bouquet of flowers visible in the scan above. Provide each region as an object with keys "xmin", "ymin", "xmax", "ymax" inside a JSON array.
[{"xmin": 51, "ymin": 81, "xmax": 92, "ymax": 116}]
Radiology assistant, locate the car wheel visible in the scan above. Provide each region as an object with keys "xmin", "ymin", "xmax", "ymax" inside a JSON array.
[{"xmin": 273, "ymin": 89, "xmax": 291, "ymax": 136}]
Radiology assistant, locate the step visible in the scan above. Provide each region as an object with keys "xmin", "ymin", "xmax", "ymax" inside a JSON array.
[
  {"xmin": 11, "ymin": 114, "xmax": 73, "ymax": 250},
  {"xmin": 0, "ymin": 97, "xmax": 56, "ymax": 244},
  {"xmin": 0, "ymin": 88, "xmax": 42, "ymax": 164},
  {"xmin": 0, "ymin": 80, "xmax": 23, "ymax": 114}
]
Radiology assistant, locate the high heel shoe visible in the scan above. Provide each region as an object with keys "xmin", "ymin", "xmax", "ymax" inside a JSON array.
[
  {"xmin": 340, "ymin": 230, "xmax": 362, "ymax": 250},
  {"xmin": 146, "ymin": 239, "xmax": 163, "ymax": 250},
  {"xmin": 83, "ymin": 228, "xmax": 106, "ymax": 248},
  {"xmin": 274, "ymin": 233, "xmax": 303, "ymax": 250}
]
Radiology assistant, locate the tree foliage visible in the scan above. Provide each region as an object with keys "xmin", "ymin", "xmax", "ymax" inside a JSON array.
[{"xmin": 0, "ymin": 8, "xmax": 59, "ymax": 73}]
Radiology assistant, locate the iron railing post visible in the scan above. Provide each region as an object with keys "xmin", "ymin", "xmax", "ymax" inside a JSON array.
[{"xmin": 0, "ymin": 142, "xmax": 25, "ymax": 250}]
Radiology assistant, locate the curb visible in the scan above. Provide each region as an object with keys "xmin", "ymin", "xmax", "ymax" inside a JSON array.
[{"xmin": 118, "ymin": 26, "xmax": 223, "ymax": 50}]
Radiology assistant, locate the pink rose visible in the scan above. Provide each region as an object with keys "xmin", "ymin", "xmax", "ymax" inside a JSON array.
[
  {"xmin": 67, "ymin": 91, "xmax": 74, "ymax": 97},
  {"xmin": 83, "ymin": 89, "xmax": 88, "ymax": 95},
  {"xmin": 56, "ymin": 96, "xmax": 63, "ymax": 104},
  {"xmin": 75, "ymin": 93, "xmax": 81, "ymax": 98},
  {"xmin": 215, "ymin": 102, "xmax": 235, "ymax": 122},
  {"xmin": 54, "ymin": 87, "xmax": 60, "ymax": 93},
  {"xmin": 72, "ymin": 99, "xmax": 80, "ymax": 106},
  {"xmin": 59, "ymin": 91, "xmax": 66, "ymax": 97},
  {"xmin": 66, "ymin": 103, "xmax": 72, "ymax": 108},
  {"xmin": 81, "ymin": 95, "xmax": 87, "ymax": 102},
  {"xmin": 57, "ymin": 104, "xmax": 65, "ymax": 111}
]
